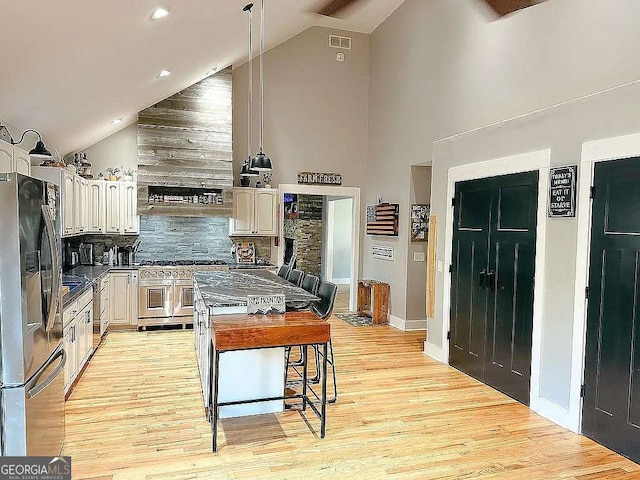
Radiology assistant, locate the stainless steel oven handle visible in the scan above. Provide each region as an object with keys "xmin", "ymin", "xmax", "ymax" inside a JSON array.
[
  {"xmin": 41, "ymin": 205, "xmax": 60, "ymax": 332},
  {"xmin": 27, "ymin": 347, "xmax": 66, "ymax": 399}
]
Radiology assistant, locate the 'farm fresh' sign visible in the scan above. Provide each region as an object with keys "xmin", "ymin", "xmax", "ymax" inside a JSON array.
[{"xmin": 297, "ymin": 172, "xmax": 342, "ymax": 185}]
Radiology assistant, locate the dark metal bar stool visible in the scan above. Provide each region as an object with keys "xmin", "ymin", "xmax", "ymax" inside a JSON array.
[
  {"xmin": 286, "ymin": 280, "xmax": 338, "ymax": 404},
  {"xmin": 288, "ymin": 269, "xmax": 304, "ymax": 287}
]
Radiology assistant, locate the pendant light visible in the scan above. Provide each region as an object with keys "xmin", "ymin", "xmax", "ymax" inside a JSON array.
[
  {"xmin": 250, "ymin": 0, "xmax": 273, "ymax": 172},
  {"xmin": 240, "ymin": 3, "xmax": 259, "ymax": 178}
]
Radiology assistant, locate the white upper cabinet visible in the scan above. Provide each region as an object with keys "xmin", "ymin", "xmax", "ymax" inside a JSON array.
[
  {"xmin": 87, "ymin": 181, "xmax": 105, "ymax": 233},
  {"xmin": 0, "ymin": 141, "xmax": 12, "ymax": 172},
  {"xmin": 12, "ymin": 147, "xmax": 31, "ymax": 176},
  {"xmin": 105, "ymin": 181, "xmax": 138, "ymax": 235},
  {"xmin": 231, "ymin": 189, "xmax": 255, "ymax": 235},
  {"xmin": 254, "ymin": 190, "xmax": 278, "ymax": 236},
  {"xmin": 31, "ymin": 167, "xmax": 137, "ymax": 237},
  {"xmin": 121, "ymin": 182, "xmax": 139, "ymax": 234},
  {"xmin": 62, "ymin": 172, "xmax": 75, "ymax": 237},
  {"xmin": 73, "ymin": 175, "xmax": 82, "ymax": 234},
  {"xmin": 0, "ymin": 140, "xmax": 31, "ymax": 176},
  {"xmin": 105, "ymin": 181, "xmax": 121, "ymax": 234},
  {"xmin": 230, "ymin": 188, "xmax": 278, "ymax": 236}
]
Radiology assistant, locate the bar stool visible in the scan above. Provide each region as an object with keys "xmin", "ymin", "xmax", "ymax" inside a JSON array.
[
  {"xmin": 286, "ymin": 281, "xmax": 338, "ymax": 404},
  {"xmin": 277, "ymin": 264, "xmax": 290, "ymax": 279},
  {"xmin": 288, "ymin": 269, "xmax": 304, "ymax": 287},
  {"xmin": 301, "ymin": 274, "xmax": 320, "ymax": 296}
]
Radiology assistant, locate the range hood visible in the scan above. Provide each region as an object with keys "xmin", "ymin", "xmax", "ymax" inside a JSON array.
[{"xmin": 136, "ymin": 67, "xmax": 234, "ymax": 217}]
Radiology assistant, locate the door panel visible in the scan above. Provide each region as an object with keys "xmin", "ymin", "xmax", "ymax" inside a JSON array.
[
  {"xmin": 450, "ymin": 171, "xmax": 538, "ymax": 405},
  {"xmin": 583, "ymin": 156, "xmax": 640, "ymax": 461},
  {"xmin": 450, "ymin": 179, "xmax": 491, "ymax": 382}
]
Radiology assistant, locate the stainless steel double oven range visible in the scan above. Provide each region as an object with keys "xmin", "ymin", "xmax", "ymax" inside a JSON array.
[{"xmin": 138, "ymin": 260, "xmax": 229, "ymax": 328}]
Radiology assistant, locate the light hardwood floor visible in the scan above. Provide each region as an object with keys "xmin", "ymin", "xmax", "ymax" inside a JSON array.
[{"xmin": 63, "ymin": 319, "xmax": 640, "ymax": 480}]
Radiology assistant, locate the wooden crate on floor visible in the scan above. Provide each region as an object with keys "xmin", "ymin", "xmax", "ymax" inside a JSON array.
[{"xmin": 357, "ymin": 280, "xmax": 390, "ymax": 324}]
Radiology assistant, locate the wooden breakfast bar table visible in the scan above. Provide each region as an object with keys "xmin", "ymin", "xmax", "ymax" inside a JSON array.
[
  {"xmin": 208, "ymin": 311, "xmax": 331, "ymax": 452},
  {"xmin": 192, "ymin": 270, "xmax": 326, "ymax": 452}
]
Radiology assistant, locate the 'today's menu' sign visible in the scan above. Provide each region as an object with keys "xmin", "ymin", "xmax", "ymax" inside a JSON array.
[{"xmin": 548, "ymin": 165, "xmax": 577, "ymax": 218}]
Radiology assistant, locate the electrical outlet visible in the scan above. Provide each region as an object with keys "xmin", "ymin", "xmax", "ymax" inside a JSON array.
[{"xmin": 413, "ymin": 252, "xmax": 426, "ymax": 262}]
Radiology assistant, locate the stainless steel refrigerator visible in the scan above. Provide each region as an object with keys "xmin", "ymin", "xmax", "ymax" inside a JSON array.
[{"xmin": 0, "ymin": 172, "xmax": 65, "ymax": 456}]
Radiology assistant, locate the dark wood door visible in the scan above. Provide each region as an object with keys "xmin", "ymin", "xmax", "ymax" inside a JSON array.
[
  {"xmin": 583, "ymin": 157, "xmax": 640, "ymax": 462},
  {"xmin": 450, "ymin": 178, "xmax": 491, "ymax": 382},
  {"xmin": 450, "ymin": 171, "xmax": 538, "ymax": 405}
]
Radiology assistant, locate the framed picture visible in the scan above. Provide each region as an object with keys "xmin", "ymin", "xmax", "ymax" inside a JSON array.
[{"xmin": 411, "ymin": 204, "xmax": 430, "ymax": 241}]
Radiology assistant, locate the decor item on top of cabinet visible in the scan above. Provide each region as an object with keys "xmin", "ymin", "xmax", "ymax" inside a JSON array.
[
  {"xmin": 121, "ymin": 167, "xmax": 135, "ymax": 182},
  {"xmin": 410, "ymin": 204, "xmax": 430, "ymax": 241},
  {"xmin": 249, "ymin": 0, "xmax": 273, "ymax": 172},
  {"xmin": 106, "ymin": 167, "xmax": 120, "ymax": 181},
  {"xmin": 297, "ymin": 172, "xmax": 342, "ymax": 185},
  {"xmin": 366, "ymin": 203, "xmax": 399, "ymax": 236},
  {"xmin": 262, "ymin": 172, "xmax": 272, "ymax": 188},
  {"xmin": 235, "ymin": 241, "xmax": 256, "ymax": 264}
]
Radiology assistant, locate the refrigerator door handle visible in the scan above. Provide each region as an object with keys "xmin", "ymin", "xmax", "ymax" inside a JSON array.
[
  {"xmin": 41, "ymin": 205, "xmax": 61, "ymax": 332},
  {"xmin": 26, "ymin": 347, "xmax": 66, "ymax": 399}
]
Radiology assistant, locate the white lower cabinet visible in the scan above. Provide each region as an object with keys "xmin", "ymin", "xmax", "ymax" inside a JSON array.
[
  {"xmin": 109, "ymin": 270, "xmax": 139, "ymax": 326},
  {"xmin": 62, "ymin": 289, "xmax": 94, "ymax": 394}
]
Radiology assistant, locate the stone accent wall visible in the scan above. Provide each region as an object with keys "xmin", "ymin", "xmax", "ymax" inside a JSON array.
[
  {"xmin": 136, "ymin": 217, "xmax": 271, "ymax": 263},
  {"xmin": 66, "ymin": 217, "xmax": 272, "ymax": 265},
  {"xmin": 295, "ymin": 195, "xmax": 323, "ymax": 276},
  {"xmin": 283, "ymin": 218, "xmax": 296, "ymax": 239}
]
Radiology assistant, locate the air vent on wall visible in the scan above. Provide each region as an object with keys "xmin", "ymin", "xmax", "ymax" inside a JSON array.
[{"xmin": 329, "ymin": 35, "xmax": 351, "ymax": 50}]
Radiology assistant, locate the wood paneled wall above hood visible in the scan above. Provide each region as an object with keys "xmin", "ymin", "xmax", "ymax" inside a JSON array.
[{"xmin": 137, "ymin": 67, "xmax": 233, "ymax": 217}]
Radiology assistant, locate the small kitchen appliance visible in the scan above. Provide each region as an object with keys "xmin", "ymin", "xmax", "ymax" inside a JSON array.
[{"xmin": 79, "ymin": 242, "xmax": 93, "ymax": 265}]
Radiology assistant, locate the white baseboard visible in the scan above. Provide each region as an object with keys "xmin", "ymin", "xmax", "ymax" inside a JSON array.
[
  {"xmin": 423, "ymin": 341, "xmax": 447, "ymax": 363},
  {"xmin": 388, "ymin": 315, "xmax": 427, "ymax": 331},
  {"xmin": 389, "ymin": 315, "xmax": 405, "ymax": 331},
  {"xmin": 530, "ymin": 395, "xmax": 578, "ymax": 433}
]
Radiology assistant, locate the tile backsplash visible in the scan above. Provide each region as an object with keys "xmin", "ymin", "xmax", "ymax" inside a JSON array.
[
  {"xmin": 66, "ymin": 216, "xmax": 273, "ymax": 264},
  {"xmin": 136, "ymin": 216, "xmax": 272, "ymax": 263}
]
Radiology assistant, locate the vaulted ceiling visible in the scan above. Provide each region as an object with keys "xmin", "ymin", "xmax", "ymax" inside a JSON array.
[{"xmin": 0, "ymin": 0, "xmax": 405, "ymax": 155}]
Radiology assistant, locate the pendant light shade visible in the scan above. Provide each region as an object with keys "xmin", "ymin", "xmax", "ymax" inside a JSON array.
[
  {"xmin": 240, "ymin": 159, "xmax": 259, "ymax": 177},
  {"xmin": 250, "ymin": 150, "xmax": 272, "ymax": 171},
  {"xmin": 29, "ymin": 140, "xmax": 52, "ymax": 158},
  {"xmin": 251, "ymin": 0, "xmax": 273, "ymax": 172},
  {"xmin": 241, "ymin": 3, "xmax": 260, "ymax": 180}
]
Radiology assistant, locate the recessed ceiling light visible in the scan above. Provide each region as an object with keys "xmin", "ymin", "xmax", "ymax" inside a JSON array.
[
  {"xmin": 157, "ymin": 69, "xmax": 171, "ymax": 78},
  {"xmin": 150, "ymin": 7, "xmax": 170, "ymax": 21},
  {"xmin": 111, "ymin": 118, "xmax": 123, "ymax": 125},
  {"xmin": 205, "ymin": 68, "xmax": 218, "ymax": 77}
]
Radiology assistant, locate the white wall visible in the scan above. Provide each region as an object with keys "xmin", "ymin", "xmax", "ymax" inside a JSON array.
[
  {"xmin": 82, "ymin": 122, "xmax": 137, "ymax": 178},
  {"xmin": 365, "ymin": 0, "xmax": 640, "ymax": 324},
  {"xmin": 232, "ymin": 26, "xmax": 370, "ymax": 188}
]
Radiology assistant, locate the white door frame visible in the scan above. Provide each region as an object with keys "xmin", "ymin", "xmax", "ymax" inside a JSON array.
[
  {"xmin": 440, "ymin": 149, "xmax": 550, "ymax": 420},
  {"xmin": 568, "ymin": 131, "xmax": 640, "ymax": 433},
  {"xmin": 277, "ymin": 183, "xmax": 361, "ymax": 312}
]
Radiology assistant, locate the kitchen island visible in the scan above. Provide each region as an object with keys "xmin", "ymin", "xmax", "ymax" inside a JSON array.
[{"xmin": 193, "ymin": 270, "xmax": 319, "ymax": 420}]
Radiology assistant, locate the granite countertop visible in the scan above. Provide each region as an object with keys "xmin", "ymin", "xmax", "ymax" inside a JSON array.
[
  {"xmin": 62, "ymin": 264, "xmax": 141, "ymax": 308},
  {"xmin": 228, "ymin": 262, "xmax": 277, "ymax": 270},
  {"xmin": 194, "ymin": 269, "xmax": 319, "ymax": 309}
]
